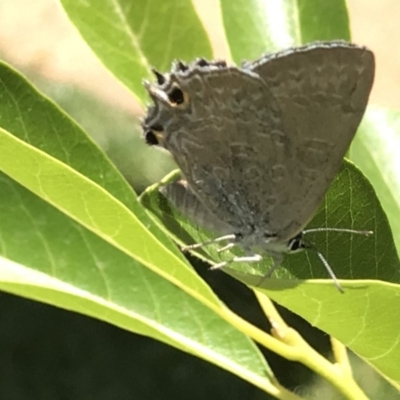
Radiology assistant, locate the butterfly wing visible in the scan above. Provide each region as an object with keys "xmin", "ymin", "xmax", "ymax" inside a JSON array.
[
  {"xmin": 143, "ymin": 43, "xmax": 374, "ymax": 242},
  {"xmin": 160, "ymin": 179, "xmax": 234, "ymax": 234},
  {"xmin": 245, "ymin": 42, "xmax": 375, "ymax": 239},
  {"xmin": 144, "ymin": 62, "xmax": 287, "ymax": 235}
]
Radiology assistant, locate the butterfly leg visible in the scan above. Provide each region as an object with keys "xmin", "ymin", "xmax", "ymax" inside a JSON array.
[
  {"xmin": 182, "ymin": 234, "xmax": 236, "ymax": 251},
  {"xmin": 210, "ymin": 254, "xmax": 263, "ymax": 270},
  {"xmin": 217, "ymin": 242, "xmax": 236, "ymax": 253}
]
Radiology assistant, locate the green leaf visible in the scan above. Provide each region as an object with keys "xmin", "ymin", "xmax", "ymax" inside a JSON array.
[
  {"xmin": 220, "ymin": 0, "xmax": 351, "ymax": 62},
  {"xmin": 141, "ymin": 161, "xmax": 400, "ymax": 385},
  {"xmin": 142, "ymin": 162, "xmax": 399, "ymax": 282},
  {"xmin": 0, "ymin": 62, "xmax": 220, "ymax": 307},
  {"xmin": 59, "ymin": 0, "xmax": 213, "ymax": 103},
  {"xmin": 256, "ymin": 281, "xmax": 400, "ymax": 388},
  {"xmin": 2, "ymin": 0, "xmax": 398, "ymax": 394},
  {"xmin": 0, "ymin": 176, "xmax": 270, "ymax": 386},
  {"xmin": 350, "ymin": 107, "xmax": 400, "ymax": 253},
  {"xmin": 296, "ymin": 0, "xmax": 350, "ymax": 43},
  {"xmin": 0, "ymin": 63, "xmax": 272, "ymax": 389}
]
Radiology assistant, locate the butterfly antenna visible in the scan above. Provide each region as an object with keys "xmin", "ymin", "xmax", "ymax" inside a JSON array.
[
  {"xmin": 304, "ymin": 227, "xmax": 373, "ymax": 236},
  {"xmin": 301, "ymin": 227, "xmax": 372, "ymax": 293},
  {"xmin": 303, "ymin": 239, "xmax": 344, "ymax": 293}
]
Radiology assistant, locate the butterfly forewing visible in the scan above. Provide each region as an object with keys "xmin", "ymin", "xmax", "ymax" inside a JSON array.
[{"xmin": 247, "ymin": 42, "xmax": 375, "ymax": 239}]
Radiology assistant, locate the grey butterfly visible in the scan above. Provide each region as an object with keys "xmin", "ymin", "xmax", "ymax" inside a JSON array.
[{"xmin": 142, "ymin": 41, "xmax": 375, "ymax": 290}]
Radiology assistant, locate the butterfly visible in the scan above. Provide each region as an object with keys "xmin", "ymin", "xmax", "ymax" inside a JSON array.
[{"xmin": 142, "ymin": 41, "xmax": 375, "ymax": 291}]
